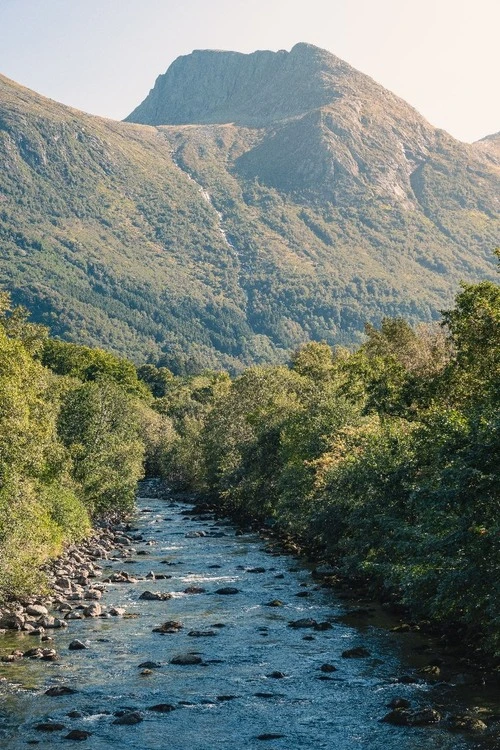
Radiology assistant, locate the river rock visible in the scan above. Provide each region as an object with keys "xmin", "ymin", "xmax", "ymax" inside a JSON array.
[
  {"xmin": 188, "ymin": 630, "xmax": 217, "ymax": 637},
  {"xmin": 171, "ymin": 654, "xmax": 203, "ymax": 665},
  {"xmin": 138, "ymin": 661, "xmax": 162, "ymax": 669},
  {"xmin": 153, "ymin": 620, "xmax": 183, "ymax": 633},
  {"xmin": 112, "ymin": 711, "xmax": 143, "ymax": 725},
  {"xmin": 288, "ymin": 618, "xmax": 317, "ymax": 629},
  {"xmin": 320, "ymin": 663, "xmax": 337, "ymax": 672},
  {"xmin": 148, "ymin": 704, "xmax": 176, "ymax": 712},
  {"xmin": 55, "ymin": 577, "xmax": 72, "ymax": 590},
  {"xmin": 267, "ymin": 671, "xmax": 287, "ymax": 679},
  {"xmin": 266, "ymin": 599, "xmax": 284, "ymax": 607},
  {"xmin": 64, "ymin": 729, "xmax": 92, "ymax": 740},
  {"xmin": 247, "ymin": 567, "xmax": 266, "ymax": 573},
  {"xmin": 314, "ymin": 621, "xmax": 333, "ymax": 631},
  {"xmin": 184, "ymin": 586, "xmax": 206, "ymax": 594},
  {"xmin": 41, "ymin": 648, "xmax": 58, "ymax": 661},
  {"xmin": 26, "ymin": 604, "xmax": 49, "ymax": 617},
  {"xmin": 215, "ymin": 587, "xmax": 239, "ymax": 595},
  {"xmin": 69, "ymin": 640, "xmax": 87, "ymax": 650},
  {"xmin": 418, "ymin": 664, "xmax": 441, "ymax": 677},
  {"xmin": 82, "ymin": 603, "xmax": 101, "ymax": 618},
  {"xmin": 45, "ymin": 686, "xmax": 78, "ymax": 696},
  {"xmin": 35, "ymin": 722, "xmax": 66, "ymax": 732},
  {"xmin": 139, "ymin": 591, "xmax": 172, "ymax": 601},
  {"xmin": 381, "ymin": 707, "xmax": 441, "ymax": 726},
  {"xmin": 448, "ymin": 715, "xmax": 488, "ymax": 731},
  {"xmin": 84, "ymin": 589, "xmax": 102, "ymax": 600},
  {"xmin": 0, "ymin": 612, "xmax": 25, "ymax": 629}
]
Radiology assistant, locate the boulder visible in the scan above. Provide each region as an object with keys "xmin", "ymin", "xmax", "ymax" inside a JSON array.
[
  {"xmin": 109, "ymin": 607, "xmax": 126, "ymax": 616},
  {"xmin": 152, "ymin": 620, "xmax": 183, "ymax": 633},
  {"xmin": 45, "ymin": 686, "xmax": 78, "ymax": 696},
  {"xmin": 112, "ymin": 711, "xmax": 143, "ymax": 725},
  {"xmin": 320, "ymin": 663, "xmax": 337, "ymax": 673},
  {"xmin": 148, "ymin": 704, "xmax": 176, "ymax": 713},
  {"xmin": 448, "ymin": 715, "xmax": 488, "ymax": 731},
  {"xmin": 26, "ymin": 604, "xmax": 49, "ymax": 617},
  {"xmin": 69, "ymin": 640, "xmax": 87, "ymax": 650},
  {"xmin": 64, "ymin": 729, "xmax": 92, "ymax": 740},
  {"xmin": 171, "ymin": 654, "xmax": 203, "ymax": 665},
  {"xmin": 138, "ymin": 591, "xmax": 172, "ymax": 601},
  {"xmin": 82, "ymin": 603, "xmax": 101, "ymax": 618},
  {"xmin": 35, "ymin": 722, "xmax": 66, "ymax": 732}
]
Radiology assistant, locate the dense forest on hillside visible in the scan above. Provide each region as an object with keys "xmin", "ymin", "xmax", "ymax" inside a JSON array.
[{"xmin": 0, "ymin": 258, "xmax": 498, "ymax": 655}]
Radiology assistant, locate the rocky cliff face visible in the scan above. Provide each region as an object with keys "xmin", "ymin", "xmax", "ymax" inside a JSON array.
[
  {"xmin": 127, "ymin": 44, "xmax": 498, "ymax": 214},
  {"xmin": 126, "ymin": 44, "xmax": 347, "ymax": 127}
]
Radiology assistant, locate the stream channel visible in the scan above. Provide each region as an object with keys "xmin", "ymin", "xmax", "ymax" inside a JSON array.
[{"xmin": 0, "ymin": 483, "xmax": 498, "ymax": 749}]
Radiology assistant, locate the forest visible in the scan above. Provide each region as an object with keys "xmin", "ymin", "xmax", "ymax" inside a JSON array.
[{"xmin": 0, "ymin": 256, "xmax": 498, "ymax": 655}]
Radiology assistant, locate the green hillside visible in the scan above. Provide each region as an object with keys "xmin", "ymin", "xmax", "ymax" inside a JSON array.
[{"xmin": 0, "ymin": 44, "xmax": 498, "ymax": 371}]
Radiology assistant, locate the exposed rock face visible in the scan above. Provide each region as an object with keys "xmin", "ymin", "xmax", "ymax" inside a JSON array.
[{"xmin": 126, "ymin": 44, "xmax": 343, "ymax": 127}]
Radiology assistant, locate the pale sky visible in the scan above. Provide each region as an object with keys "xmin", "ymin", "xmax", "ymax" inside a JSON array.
[{"xmin": 0, "ymin": 0, "xmax": 498, "ymax": 143}]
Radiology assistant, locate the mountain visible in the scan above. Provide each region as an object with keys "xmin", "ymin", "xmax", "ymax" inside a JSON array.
[{"xmin": 0, "ymin": 44, "xmax": 498, "ymax": 371}]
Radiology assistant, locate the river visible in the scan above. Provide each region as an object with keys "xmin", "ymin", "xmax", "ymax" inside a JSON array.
[{"xmin": 0, "ymin": 484, "xmax": 498, "ymax": 748}]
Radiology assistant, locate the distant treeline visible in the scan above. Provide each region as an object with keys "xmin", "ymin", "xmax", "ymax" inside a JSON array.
[{"xmin": 0, "ymin": 258, "xmax": 498, "ymax": 655}]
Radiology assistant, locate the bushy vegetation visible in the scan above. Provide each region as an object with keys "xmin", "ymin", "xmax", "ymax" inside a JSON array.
[
  {"xmin": 0, "ymin": 259, "xmax": 497, "ymax": 655},
  {"xmin": 155, "ymin": 264, "xmax": 500, "ymax": 654},
  {"xmin": 0, "ymin": 294, "xmax": 173, "ymax": 600}
]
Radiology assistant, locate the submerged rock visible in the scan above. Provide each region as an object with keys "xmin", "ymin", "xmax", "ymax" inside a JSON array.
[
  {"xmin": 448, "ymin": 715, "xmax": 488, "ymax": 732},
  {"xmin": 64, "ymin": 729, "xmax": 92, "ymax": 740},
  {"xmin": 381, "ymin": 707, "xmax": 441, "ymax": 726},
  {"xmin": 45, "ymin": 686, "xmax": 78, "ymax": 696},
  {"xmin": 341, "ymin": 646, "xmax": 371, "ymax": 658},
  {"xmin": 171, "ymin": 654, "xmax": 203, "ymax": 665},
  {"xmin": 112, "ymin": 711, "xmax": 143, "ymax": 725},
  {"xmin": 288, "ymin": 618, "xmax": 317, "ymax": 629},
  {"xmin": 148, "ymin": 704, "xmax": 176, "ymax": 713},
  {"xmin": 35, "ymin": 722, "xmax": 66, "ymax": 732}
]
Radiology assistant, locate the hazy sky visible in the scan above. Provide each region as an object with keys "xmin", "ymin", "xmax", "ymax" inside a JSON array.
[{"xmin": 0, "ymin": 0, "xmax": 498, "ymax": 142}]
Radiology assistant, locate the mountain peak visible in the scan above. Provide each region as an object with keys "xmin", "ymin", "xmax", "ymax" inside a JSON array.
[{"xmin": 125, "ymin": 43, "xmax": 355, "ymax": 127}]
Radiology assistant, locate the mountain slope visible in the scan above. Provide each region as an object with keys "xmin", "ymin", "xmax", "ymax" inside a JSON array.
[{"xmin": 0, "ymin": 45, "xmax": 498, "ymax": 371}]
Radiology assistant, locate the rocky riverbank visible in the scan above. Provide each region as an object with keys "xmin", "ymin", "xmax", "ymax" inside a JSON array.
[{"xmin": 0, "ymin": 522, "xmax": 136, "ymax": 664}]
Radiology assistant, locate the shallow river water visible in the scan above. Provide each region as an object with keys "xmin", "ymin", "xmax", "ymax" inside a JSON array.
[{"xmin": 0, "ymin": 487, "xmax": 498, "ymax": 749}]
